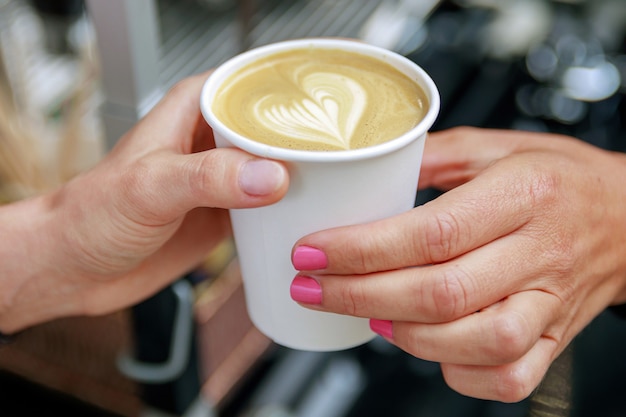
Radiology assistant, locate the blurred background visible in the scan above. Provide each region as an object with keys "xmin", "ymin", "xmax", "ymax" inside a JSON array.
[{"xmin": 0, "ymin": 0, "xmax": 625, "ymax": 416}]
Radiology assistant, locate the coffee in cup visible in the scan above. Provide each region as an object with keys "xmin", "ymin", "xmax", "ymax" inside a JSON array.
[{"xmin": 212, "ymin": 47, "xmax": 428, "ymax": 151}]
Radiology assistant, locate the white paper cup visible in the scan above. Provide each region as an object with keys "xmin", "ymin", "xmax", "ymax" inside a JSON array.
[{"xmin": 200, "ymin": 38, "xmax": 440, "ymax": 351}]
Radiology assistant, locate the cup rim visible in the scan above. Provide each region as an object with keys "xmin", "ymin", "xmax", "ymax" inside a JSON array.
[{"xmin": 200, "ymin": 38, "xmax": 440, "ymax": 162}]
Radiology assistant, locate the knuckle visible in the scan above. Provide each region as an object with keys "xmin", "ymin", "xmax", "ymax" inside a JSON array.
[
  {"xmin": 423, "ymin": 211, "xmax": 461, "ymax": 262},
  {"xmin": 352, "ymin": 246, "xmax": 371, "ymax": 273},
  {"xmin": 339, "ymin": 282, "xmax": 368, "ymax": 316},
  {"xmin": 185, "ymin": 150, "xmax": 238, "ymax": 207},
  {"xmin": 493, "ymin": 363, "xmax": 539, "ymax": 403},
  {"xmin": 336, "ymin": 223, "xmax": 400, "ymax": 274},
  {"xmin": 430, "ymin": 266, "xmax": 471, "ymax": 320},
  {"xmin": 187, "ymin": 152, "xmax": 220, "ymax": 196},
  {"xmin": 443, "ymin": 362, "xmax": 538, "ymax": 403},
  {"xmin": 487, "ymin": 311, "xmax": 533, "ymax": 363},
  {"xmin": 539, "ymin": 245, "xmax": 577, "ymax": 302},
  {"xmin": 120, "ymin": 159, "xmax": 154, "ymax": 205},
  {"xmin": 524, "ymin": 166, "xmax": 560, "ymax": 210},
  {"xmin": 119, "ymin": 156, "xmax": 173, "ymax": 221}
]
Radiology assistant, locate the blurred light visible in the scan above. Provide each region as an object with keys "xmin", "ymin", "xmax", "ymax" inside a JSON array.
[
  {"xmin": 511, "ymin": 117, "xmax": 549, "ymax": 133},
  {"xmin": 515, "ymin": 84, "xmax": 541, "ymax": 117},
  {"xmin": 518, "ymin": 85, "xmax": 589, "ymax": 124},
  {"xmin": 613, "ymin": 55, "xmax": 626, "ymax": 89},
  {"xmin": 248, "ymin": 405, "xmax": 293, "ymax": 417},
  {"xmin": 562, "ymin": 61, "xmax": 621, "ymax": 101},
  {"xmin": 555, "ymin": 34, "xmax": 587, "ymax": 66},
  {"xmin": 359, "ymin": 0, "xmax": 440, "ymax": 52},
  {"xmin": 550, "ymin": 91, "xmax": 587, "ymax": 124},
  {"xmin": 527, "ymin": 44, "xmax": 558, "ymax": 81},
  {"xmin": 480, "ymin": 0, "xmax": 552, "ymax": 59},
  {"xmin": 531, "ymin": 86, "xmax": 554, "ymax": 117}
]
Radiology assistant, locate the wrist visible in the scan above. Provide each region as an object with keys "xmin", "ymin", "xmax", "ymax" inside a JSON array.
[{"xmin": 0, "ymin": 191, "xmax": 80, "ymax": 333}]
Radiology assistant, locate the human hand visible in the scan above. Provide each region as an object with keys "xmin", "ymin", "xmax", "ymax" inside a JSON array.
[
  {"xmin": 289, "ymin": 127, "xmax": 626, "ymax": 402},
  {"xmin": 1, "ymin": 72, "xmax": 288, "ymax": 332}
]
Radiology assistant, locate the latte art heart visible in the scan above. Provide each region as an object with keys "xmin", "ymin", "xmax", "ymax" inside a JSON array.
[
  {"xmin": 213, "ymin": 48, "xmax": 427, "ymax": 151},
  {"xmin": 254, "ymin": 73, "xmax": 367, "ymax": 150}
]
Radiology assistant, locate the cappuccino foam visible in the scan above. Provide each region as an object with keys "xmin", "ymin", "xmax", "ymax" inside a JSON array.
[{"xmin": 213, "ymin": 47, "xmax": 428, "ymax": 151}]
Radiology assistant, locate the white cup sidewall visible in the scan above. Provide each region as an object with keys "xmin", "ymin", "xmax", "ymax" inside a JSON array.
[{"xmin": 231, "ymin": 133, "xmax": 426, "ymax": 350}]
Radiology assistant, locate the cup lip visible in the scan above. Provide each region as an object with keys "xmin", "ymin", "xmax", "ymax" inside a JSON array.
[{"xmin": 200, "ymin": 38, "xmax": 440, "ymax": 162}]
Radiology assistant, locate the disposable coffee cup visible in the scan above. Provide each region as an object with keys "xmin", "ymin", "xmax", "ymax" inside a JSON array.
[{"xmin": 200, "ymin": 38, "xmax": 439, "ymax": 351}]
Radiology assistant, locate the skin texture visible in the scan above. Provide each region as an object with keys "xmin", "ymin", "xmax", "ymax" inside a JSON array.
[
  {"xmin": 0, "ymin": 72, "xmax": 289, "ymax": 334},
  {"xmin": 291, "ymin": 127, "xmax": 626, "ymax": 402}
]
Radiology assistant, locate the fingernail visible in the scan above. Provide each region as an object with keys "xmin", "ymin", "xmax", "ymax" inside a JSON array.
[
  {"xmin": 292, "ymin": 246, "xmax": 328, "ymax": 270},
  {"xmin": 370, "ymin": 319, "xmax": 393, "ymax": 339},
  {"xmin": 290, "ymin": 276, "xmax": 322, "ymax": 304},
  {"xmin": 239, "ymin": 159, "xmax": 285, "ymax": 196}
]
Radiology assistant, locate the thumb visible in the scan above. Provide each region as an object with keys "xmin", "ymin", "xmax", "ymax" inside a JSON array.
[{"xmin": 134, "ymin": 147, "xmax": 289, "ymax": 220}]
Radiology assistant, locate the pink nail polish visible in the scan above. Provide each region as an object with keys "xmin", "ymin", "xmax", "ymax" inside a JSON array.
[
  {"xmin": 292, "ymin": 246, "xmax": 328, "ymax": 270},
  {"xmin": 290, "ymin": 276, "xmax": 322, "ymax": 305},
  {"xmin": 370, "ymin": 319, "xmax": 393, "ymax": 339},
  {"xmin": 292, "ymin": 246, "xmax": 328, "ymax": 271}
]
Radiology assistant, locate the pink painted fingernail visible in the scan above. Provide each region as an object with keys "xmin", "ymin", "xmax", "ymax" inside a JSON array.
[
  {"xmin": 292, "ymin": 246, "xmax": 328, "ymax": 270},
  {"xmin": 290, "ymin": 276, "xmax": 322, "ymax": 304},
  {"xmin": 370, "ymin": 319, "xmax": 393, "ymax": 339}
]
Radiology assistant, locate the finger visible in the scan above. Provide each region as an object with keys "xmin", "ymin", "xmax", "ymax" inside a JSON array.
[
  {"xmin": 297, "ymin": 230, "xmax": 553, "ymax": 322},
  {"xmin": 419, "ymin": 127, "xmax": 524, "ymax": 190},
  {"xmin": 121, "ymin": 147, "xmax": 289, "ymax": 222},
  {"xmin": 385, "ymin": 290, "xmax": 559, "ymax": 366},
  {"xmin": 293, "ymin": 153, "xmax": 541, "ymax": 274},
  {"xmin": 118, "ymin": 71, "xmax": 214, "ymax": 154},
  {"xmin": 420, "ymin": 127, "xmax": 581, "ymax": 191},
  {"xmin": 440, "ymin": 336, "xmax": 560, "ymax": 403},
  {"xmin": 191, "ymin": 109, "xmax": 216, "ymax": 153}
]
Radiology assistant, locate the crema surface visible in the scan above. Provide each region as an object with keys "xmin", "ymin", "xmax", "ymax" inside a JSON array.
[{"xmin": 213, "ymin": 48, "xmax": 428, "ymax": 151}]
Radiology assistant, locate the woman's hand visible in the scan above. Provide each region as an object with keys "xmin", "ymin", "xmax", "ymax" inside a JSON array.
[
  {"xmin": 289, "ymin": 127, "xmax": 626, "ymax": 402},
  {"xmin": 0, "ymin": 72, "xmax": 289, "ymax": 332}
]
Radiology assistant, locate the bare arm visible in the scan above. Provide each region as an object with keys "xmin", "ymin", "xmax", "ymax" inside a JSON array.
[{"xmin": 0, "ymin": 72, "xmax": 289, "ymax": 334}]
